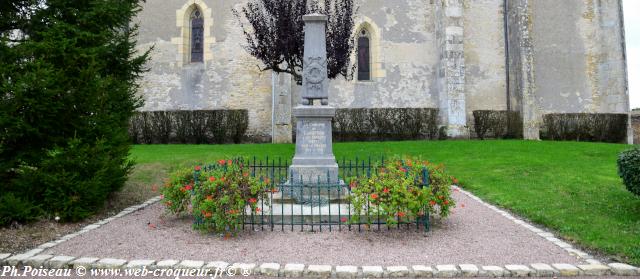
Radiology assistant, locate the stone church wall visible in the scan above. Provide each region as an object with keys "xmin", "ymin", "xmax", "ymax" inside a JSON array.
[
  {"xmin": 531, "ymin": 0, "xmax": 628, "ymax": 116},
  {"xmin": 133, "ymin": 0, "xmax": 630, "ymax": 142}
]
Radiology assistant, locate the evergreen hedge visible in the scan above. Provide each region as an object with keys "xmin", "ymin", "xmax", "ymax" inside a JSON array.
[
  {"xmin": 330, "ymin": 108, "xmax": 439, "ymax": 141},
  {"xmin": 129, "ymin": 110, "xmax": 249, "ymax": 144},
  {"xmin": 541, "ymin": 113, "xmax": 628, "ymax": 143},
  {"xmin": 618, "ymin": 148, "xmax": 640, "ymax": 196},
  {"xmin": 0, "ymin": 0, "xmax": 149, "ymax": 224},
  {"xmin": 472, "ymin": 110, "xmax": 523, "ymax": 140}
]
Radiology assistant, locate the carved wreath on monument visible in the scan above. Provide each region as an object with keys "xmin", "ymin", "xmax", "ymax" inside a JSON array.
[{"xmin": 303, "ymin": 56, "xmax": 327, "ymax": 92}]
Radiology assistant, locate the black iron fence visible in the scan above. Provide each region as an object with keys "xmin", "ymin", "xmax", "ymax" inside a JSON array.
[{"xmin": 193, "ymin": 157, "xmax": 432, "ymax": 233}]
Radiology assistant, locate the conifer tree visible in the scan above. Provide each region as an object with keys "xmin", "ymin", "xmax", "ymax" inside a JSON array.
[{"xmin": 0, "ymin": 0, "xmax": 149, "ymax": 224}]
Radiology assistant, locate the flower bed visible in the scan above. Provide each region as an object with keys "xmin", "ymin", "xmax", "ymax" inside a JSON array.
[
  {"xmin": 161, "ymin": 158, "xmax": 456, "ymax": 234},
  {"xmin": 161, "ymin": 160, "xmax": 270, "ymax": 234},
  {"xmin": 347, "ymin": 158, "xmax": 455, "ymax": 225}
]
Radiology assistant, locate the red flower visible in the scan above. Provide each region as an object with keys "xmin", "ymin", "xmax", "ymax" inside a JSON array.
[
  {"xmin": 264, "ymin": 178, "xmax": 270, "ymax": 184},
  {"xmin": 209, "ymin": 176, "xmax": 216, "ymax": 182},
  {"xmin": 429, "ymin": 200, "xmax": 436, "ymax": 206},
  {"xmin": 399, "ymin": 167, "xmax": 407, "ymax": 173},
  {"xmin": 220, "ymin": 177, "xmax": 226, "ymax": 182},
  {"xmin": 453, "ymin": 178, "xmax": 459, "ymax": 184},
  {"xmin": 444, "ymin": 200, "xmax": 450, "ymax": 205},
  {"xmin": 438, "ymin": 195, "xmax": 444, "ymax": 200},
  {"xmin": 194, "ymin": 165, "xmax": 201, "ymax": 171},
  {"xmin": 243, "ymin": 172, "xmax": 249, "ymax": 177},
  {"xmin": 204, "ymin": 211, "xmax": 213, "ymax": 218},
  {"xmin": 383, "ymin": 188, "xmax": 390, "ymax": 194},
  {"xmin": 349, "ymin": 181, "xmax": 357, "ymax": 189},
  {"xmin": 248, "ymin": 198, "xmax": 257, "ymax": 204},
  {"xmin": 206, "ymin": 195, "xmax": 214, "ymax": 201},
  {"xmin": 370, "ymin": 193, "xmax": 379, "ymax": 200},
  {"xmin": 397, "ymin": 212, "xmax": 406, "ymax": 218},
  {"xmin": 184, "ymin": 184, "xmax": 193, "ymax": 191},
  {"xmin": 227, "ymin": 159, "xmax": 232, "ymax": 165},
  {"xmin": 218, "ymin": 159, "xmax": 226, "ymax": 165},
  {"xmin": 340, "ymin": 217, "xmax": 348, "ymax": 223},
  {"xmin": 255, "ymin": 208, "xmax": 261, "ymax": 213}
]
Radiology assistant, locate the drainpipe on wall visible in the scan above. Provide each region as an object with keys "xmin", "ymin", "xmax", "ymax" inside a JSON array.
[
  {"xmin": 504, "ymin": 0, "xmax": 511, "ymax": 112},
  {"xmin": 271, "ymin": 71, "xmax": 277, "ymax": 143}
]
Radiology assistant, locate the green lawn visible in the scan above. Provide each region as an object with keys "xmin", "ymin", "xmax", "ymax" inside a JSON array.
[{"xmin": 130, "ymin": 140, "xmax": 640, "ymax": 265}]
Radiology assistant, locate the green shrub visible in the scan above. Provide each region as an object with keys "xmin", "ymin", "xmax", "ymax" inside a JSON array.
[
  {"xmin": 472, "ymin": 110, "xmax": 523, "ymax": 139},
  {"xmin": 0, "ymin": 193, "xmax": 41, "ymax": 225},
  {"xmin": 347, "ymin": 158, "xmax": 456, "ymax": 225},
  {"xmin": 331, "ymin": 108, "xmax": 439, "ymax": 141},
  {"xmin": 0, "ymin": 0, "xmax": 148, "ymax": 225},
  {"xmin": 129, "ymin": 110, "xmax": 249, "ymax": 144},
  {"xmin": 161, "ymin": 160, "xmax": 270, "ymax": 234},
  {"xmin": 618, "ymin": 148, "xmax": 640, "ymax": 196},
  {"xmin": 541, "ymin": 113, "xmax": 628, "ymax": 143}
]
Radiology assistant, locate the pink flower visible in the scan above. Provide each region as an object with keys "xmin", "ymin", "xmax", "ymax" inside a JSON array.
[{"xmin": 194, "ymin": 165, "xmax": 201, "ymax": 171}]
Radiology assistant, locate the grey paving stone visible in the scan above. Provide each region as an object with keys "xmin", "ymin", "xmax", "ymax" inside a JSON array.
[
  {"xmin": 305, "ymin": 265, "xmax": 332, "ymax": 278},
  {"xmin": 585, "ymin": 259, "xmax": 603, "ymax": 265},
  {"xmin": 459, "ymin": 264, "xmax": 479, "ymax": 277},
  {"xmin": 259, "ymin": 263, "xmax": 281, "ymax": 277},
  {"xmin": 126, "ymin": 259, "xmax": 156, "ymax": 269},
  {"xmin": 481, "ymin": 266, "xmax": 508, "ymax": 277},
  {"xmin": 229, "ymin": 263, "xmax": 256, "ymax": 275},
  {"xmin": 435, "ymin": 265, "xmax": 460, "ymax": 277},
  {"xmin": 335, "ymin": 265, "xmax": 358, "ymax": 278},
  {"xmin": 608, "ymin": 263, "xmax": 639, "ymax": 276},
  {"xmin": 94, "ymin": 258, "xmax": 127, "ymax": 269},
  {"xmin": 386, "ymin": 266, "xmax": 409, "ymax": 278},
  {"xmin": 6, "ymin": 254, "xmax": 31, "ymax": 266},
  {"xmin": 565, "ymin": 248, "xmax": 590, "ymax": 258},
  {"xmin": 154, "ymin": 259, "xmax": 179, "ymax": 269},
  {"xmin": 362, "ymin": 266, "xmax": 384, "ymax": 278},
  {"xmin": 412, "ymin": 265, "xmax": 434, "ymax": 277},
  {"xmin": 0, "ymin": 253, "xmax": 11, "ymax": 265},
  {"xmin": 504, "ymin": 264, "xmax": 531, "ymax": 277},
  {"xmin": 205, "ymin": 261, "xmax": 230, "ymax": 274},
  {"xmin": 577, "ymin": 264, "xmax": 611, "ymax": 276},
  {"xmin": 24, "ymin": 254, "xmax": 53, "ymax": 267},
  {"xmin": 61, "ymin": 233, "xmax": 79, "ymax": 240},
  {"xmin": 82, "ymin": 224, "xmax": 100, "ymax": 231},
  {"xmin": 70, "ymin": 257, "xmax": 99, "ymax": 269},
  {"xmin": 283, "ymin": 263, "xmax": 305, "ymax": 277},
  {"xmin": 538, "ymin": 232, "xmax": 554, "ymax": 238},
  {"xmin": 37, "ymin": 242, "xmax": 57, "ymax": 249},
  {"xmin": 530, "ymin": 263, "xmax": 558, "ymax": 276},
  {"xmin": 45, "ymin": 256, "xmax": 75, "ymax": 268},
  {"xmin": 176, "ymin": 260, "xmax": 204, "ymax": 269},
  {"xmin": 552, "ymin": 263, "xmax": 581, "ymax": 276}
]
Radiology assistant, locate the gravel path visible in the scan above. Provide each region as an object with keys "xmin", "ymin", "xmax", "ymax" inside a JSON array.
[{"xmin": 43, "ymin": 190, "xmax": 585, "ymax": 266}]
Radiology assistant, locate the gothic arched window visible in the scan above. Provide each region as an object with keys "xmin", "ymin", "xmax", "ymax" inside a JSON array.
[
  {"xmin": 190, "ymin": 9, "xmax": 204, "ymax": 63},
  {"xmin": 357, "ymin": 29, "xmax": 371, "ymax": 81}
]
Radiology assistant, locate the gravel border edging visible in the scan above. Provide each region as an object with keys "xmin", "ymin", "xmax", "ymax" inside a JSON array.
[
  {"xmin": 2, "ymin": 195, "xmax": 162, "ymax": 267},
  {"xmin": 451, "ymin": 186, "xmax": 600, "ymax": 264},
  {"xmin": 2, "ymin": 188, "xmax": 639, "ymax": 278}
]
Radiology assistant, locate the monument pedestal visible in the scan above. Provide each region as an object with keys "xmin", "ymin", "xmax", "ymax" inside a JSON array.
[{"xmin": 289, "ymin": 105, "xmax": 339, "ymax": 184}]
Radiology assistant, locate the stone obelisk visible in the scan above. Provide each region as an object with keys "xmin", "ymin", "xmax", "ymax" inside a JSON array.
[{"xmin": 288, "ymin": 14, "xmax": 339, "ymax": 184}]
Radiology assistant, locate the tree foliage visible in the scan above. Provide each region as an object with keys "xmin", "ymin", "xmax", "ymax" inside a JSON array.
[
  {"xmin": 234, "ymin": 0, "xmax": 356, "ymax": 84},
  {"xmin": 0, "ymin": 0, "xmax": 149, "ymax": 224}
]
